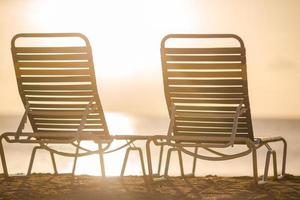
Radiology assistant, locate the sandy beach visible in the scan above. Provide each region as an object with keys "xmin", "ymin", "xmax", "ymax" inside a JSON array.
[{"xmin": 0, "ymin": 174, "xmax": 299, "ymax": 200}]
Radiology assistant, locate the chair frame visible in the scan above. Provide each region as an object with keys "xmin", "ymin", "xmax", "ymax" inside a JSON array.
[
  {"xmin": 0, "ymin": 33, "xmax": 148, "ymax": 178},
  {"xmin": 146, "ymin": 34, "xmax": 287, "ymax": 184}
]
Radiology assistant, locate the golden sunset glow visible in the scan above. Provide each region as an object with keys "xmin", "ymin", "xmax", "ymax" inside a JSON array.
[{"xmin": 0, "ymin": 1, "xmax": 300, "ymax": 199}]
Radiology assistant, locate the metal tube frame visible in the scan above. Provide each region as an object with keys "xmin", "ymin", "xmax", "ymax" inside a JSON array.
[
  {"xmin": 120, "ymin": 147, "xmax": 146, "ymax": 177},
  {"xmin": 145, "ymin": 103, "xmax": 287, "ymax": 185},
  {"xmin": 164, "ymin": 147, "xmax": 184, "ymax": 178},
  {"xmin": 27, "ymin": 146, "xmax": 58, "ymax": 175},
  {"xmin": 146, "ymin": 135, "xmax": 287, "ymax": 184},
  {"xmin": 2, "ymin": 33, "xmax": 152, "ymax": 179},
  {"xmin": 0, "ymin": 106, "xmax": 287, "ymax": 183},
  {"xmin": 0, "ymin": 133, "xmax": 152, "ymax": 177}
]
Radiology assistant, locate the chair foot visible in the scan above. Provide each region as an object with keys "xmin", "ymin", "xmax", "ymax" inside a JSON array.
[
  {"xmin": 153, "ymin": 176, "xmax": 169, "ymax": 182},
  {"xmin": 184, "ymin": 173, "xmax": 195, "ymax": 177},
  {"xmin": 152, "ymin": 173, "xmax": 164, "ymax": 178},
  {"xmin": 258, "ymin": 180, "xmax": 268, "ymax": 185},
  {"xmin": 279, "ymin": 174, "xmax": 286, "ymax": 179}
]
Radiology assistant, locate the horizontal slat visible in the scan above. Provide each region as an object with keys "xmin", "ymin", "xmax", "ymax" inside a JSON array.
[
  {"xmin": 166, "ymin": 55, "xmax": 244, "ymax": 62},
  {"xmin": 30, "ymin": 110, "xmax": 99, "ymax": 116},
  {"xmin": 173, "ymin": 132, "xmax": 249, "ymax": 138},
  {"xmin": 164, "ymin": 47, "xmax": 243, "ymax": 54},
  {"xmin": 37, "ymin": 130, "xmax": 105, "ymax": 134},
  {"xmin": 31, "ymin": 109, "xmax": 86, "ymax": 112},
  {"xmin": 175, "ymin": 117, "xmax": 247, "ymax": 123},
  {"xmin": 168, "ymin": 86, "xmax": 243, "ymax": 93},
  {"xmin": 15, "ymin": 47, "xmax": 88, "ymax": 53},
  {"xmin": 27, "ymin": 97, "xmax": 93, "ymax": 102},
  {"xmin": 166, "ymin": 63, "xmax": 244, "ymax": 70},
  {"xmin": 176, "ymin": 106, "xmax": 238, "ymax": 112},
  {"xmin": 175, "ymin": 122, "xmax": 248, "ymax": 128},
  {"xmin": 32, "ymin": 114, "xmax": 100, "ymax": 120},
  {"xmin": 175, "ymin": 111, "xmax": 246, "ymax": 117},
  {"xmin": 16, "ymin": 54, "xmax": 89, "ymax": 61},
  {"xmin": 22, "ymin": 85, "xmax": 92, "ymax": 90},
  {"xmin": 170, "ymin": 93, "xmax": 245, "ymax": 99},
  {"xmin": 168, "ymin": 79, "xmax": 243, "ymax": 86},
  {"xmin": 167, "ymin": 71, "xmax": 242, "ymax": 78},
  {"xmin": 32, "ymin": 114, "xmax": 101, "ymax": 119},
  {"xmin": 21, "ymin": 77, "xmax": 91, "ymax": 83},
  {"xmin": 24, "ymin": 91, "xmax": 94, "ymax": 96},
  {"xmin": 34, "ymin": 119, "xmax": 102, "ymax": 124},
  {"xmin": 36, "ymin": 124, "xmax": 103, "ymax": 129},
  {"xmin": 172, "ymin": 99, "xmax": 242, "ymax": 104},
  {"xmin": 19, "ymin": 69, "xmax": 91, "ymax": 75},
  {"xmin": 175, "ymin": 127, "xmax": 248, "ymax": 133},
  {"xmin": 29, "ymin": 104, "xmax": 93, "ymax": 109},
  {"xmin": 17, "ymin": 62, "xmax": 90, "ymax": 68},
  {"xmin": 175, "ymin": 112, "xmax": 240, "ymax": 118}
]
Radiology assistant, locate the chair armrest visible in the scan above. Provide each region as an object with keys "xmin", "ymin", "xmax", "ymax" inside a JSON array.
[
  {"xmin": 16, "ymin": 101, "xmax": 30, "ymax": 140},
  {"xmin": 227, "ymin": 103, "xmax": 247, "ymax": 147},
  {"xmin": 77, "ymin": 99, "xmax": 95, "ymax": 135}
]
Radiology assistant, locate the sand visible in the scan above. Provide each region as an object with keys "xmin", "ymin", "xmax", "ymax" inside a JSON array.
[{"xmin": 0, "ymin": 174, "xmax": 299, "ymax": 200}]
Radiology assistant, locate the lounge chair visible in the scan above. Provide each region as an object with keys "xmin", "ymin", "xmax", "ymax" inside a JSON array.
[
  {"xmin": 146, "ymin": 34, "xmax": 287, "ymax": 184},
  {"xmin": 0, "ymin": 33, "xmax": 148, "ymax": 177}
]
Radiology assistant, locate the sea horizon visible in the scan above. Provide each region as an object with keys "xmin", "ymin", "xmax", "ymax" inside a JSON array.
[{"xmin": 1, "ymin": 115, "xmax": 299, "ymax": 177}]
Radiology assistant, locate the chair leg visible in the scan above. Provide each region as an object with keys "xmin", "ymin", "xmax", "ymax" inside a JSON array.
[
  {"xmin": 120, "ymin": 147, "xmax": 131, "ymax": 177},
  {"xmin": 261, "ymin": 142, "xmax": 282, "ymax": 183},
  {"xmin": 0, "ymin": 136, "xmax": 8, "ymax": 177},
  {"xmin": 180, "ymin": 147, "xmax": 198, "ymax": 178},
  {"xmin": 146, "ymin": 139, "xmax": 153, "ymax": 181},
  {"xmin": 156, "ymin": 145, "xmax": 164, "ymax": 177},
  {"xmin": 137, "ymin": 148, "xmax": 146, "ymax": 176},
  {"xmin": 252, "ymin": 147, "xmax": 259, "ymax": 184},
  {"xmin": 177, "ymin": 150, "xmax": 184, "ymax": 177},
  {"xmin": 272, "ymin": 151, "xmax": 278, "ymax": 180},
  {"xmin": 98, "ymin": 143, "xmax": 106, "ymax": 177},
  {"xmin": 49, "ymin": 151, "xmax": 58, "ymax": 174},
  {"xmin": 27, "ymin": 146, "xmax": 42, "ymax": 176},
  {"xmin": 121, "ymin": 147, "xmax": 146, "ymax": 177},
  {"xmin": 164, "ymin": 148, "xmax": 185, "ymax": 178},
  {"xmin": 264, "ymin": 138, "xmax": 287, "ymax": 180},
  {"xmin": 280, "ymin": 138, "xmax": 287, "ymax": 177},
  {"xmin": 191, "ymin": 147, "xmax": 198, "ymax": 176},
  {"xmin": 262, "ymin": 150, "xmax": 272, "ymax": 182},
  {"xmin": 72, "ymin": 141, "xmax": 80, "ymax": 176},
  {"xmin": 164, "ymin": 148, "xmax": 173, "ymax": 178}
]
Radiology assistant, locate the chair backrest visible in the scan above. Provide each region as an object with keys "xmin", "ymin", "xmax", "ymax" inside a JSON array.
[
  {"xmin": 11, "ymin": 33, "xmax": 109, "ymax": 138},
  {"xmin": 161, "ymin": 34, "xmax": 254, "ymax": 142}
]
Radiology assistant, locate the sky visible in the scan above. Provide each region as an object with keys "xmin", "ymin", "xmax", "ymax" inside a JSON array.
[{"xmin": 0, "ymin": 0, "xmax": 300, "ymax": 119}]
